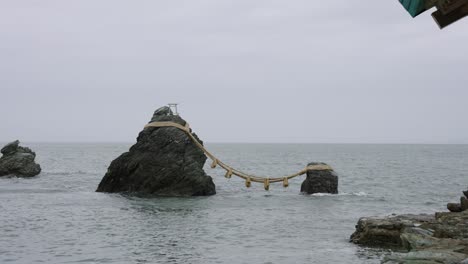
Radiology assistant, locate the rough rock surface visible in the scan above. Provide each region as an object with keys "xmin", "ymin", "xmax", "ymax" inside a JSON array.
[
  {"xmin": 351, "ymin": 189, "xmax": 468, "ymax": 264},
  {"xmin": 96, "ymin": 106, "xmax": 216, "ymax": 196},
  {"xmin": 300, "ymin": 162, "xmax": 338, "ymax": 194},
  {"xmin": 0, "ymin": 140, "xmax": 41, "ymax": 177},
  {"xmin": 462, "ymin": 197, "xmax": 468, "ymax": 211},
  {"xmin": 448, "ymin": 188, "xmax": 468, "ymax": 212}
]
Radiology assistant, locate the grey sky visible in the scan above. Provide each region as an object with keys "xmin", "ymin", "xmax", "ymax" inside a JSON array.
[{"xmin": 1, "ymin": 1, "xmax": 467, "ymax": 143}]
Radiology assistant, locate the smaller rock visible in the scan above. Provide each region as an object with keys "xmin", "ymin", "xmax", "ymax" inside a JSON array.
[
  {"xmin": 300, "ymin": 162, "xmax": 338, "ymax": 194},
  {"xmin": 0, "ymin": 140, "xmax": 41, "ymax": 178},
  {"xmin": 448, "ymin": 203, "xmax": 463, "ymax": 213},
  {"xmin": 464, "ymin": 190, "xmax": 468, "ymax": 199},
  {"xmin": 461, "ymin": 197, "xmax": 468, "ymax": 211}
]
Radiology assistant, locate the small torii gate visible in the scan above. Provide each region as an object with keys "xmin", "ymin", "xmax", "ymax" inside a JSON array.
[
  {"xmin": 168, "ymin": 103, "xmax": 179, "ymax": 115},
  {"xmin": 399, "ymin": 0, "xmax": 468, "ymax": 28}
]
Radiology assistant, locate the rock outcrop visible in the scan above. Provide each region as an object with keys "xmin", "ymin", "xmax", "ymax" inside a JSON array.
[
  {"xmin": 96, "ymin": 106, "xmax": 216, "ymax": 196},
  {"xmin": 351, "ymin": 189, "xmax": 468, "ymax": 264},
  {"xmin": 300, "ymin": 162, "xmax": 338, "ymax": 194},
  {"xmin": 447, "ymin": 189, "xmax": 468, "ymax": 212},
  {"xmin": 0, "ymin": 140, "xmax": 41, "ymax": 177}
]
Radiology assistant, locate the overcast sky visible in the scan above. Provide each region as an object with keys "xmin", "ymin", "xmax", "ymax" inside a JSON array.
[{"xmin": 1, "ymin": 1, "xmax": 467, "ymax": 144}]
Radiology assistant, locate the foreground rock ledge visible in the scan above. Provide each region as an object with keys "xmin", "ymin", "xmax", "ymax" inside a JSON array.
[
  {"xmin": 0, "ymin": 140, "xmax": 41, "ymax": 177},
  {"xmin": 96, "ymin": 106, "xmax": 216, "ymax": 196},
  {"xmin": 350, "ymin": 197, "xmax": 468, "ymax": 263}
]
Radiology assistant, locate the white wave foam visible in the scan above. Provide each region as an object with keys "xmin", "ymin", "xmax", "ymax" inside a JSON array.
[{"xmin": 311, "ymin": 191, "xmax": 368, "ymax": 197}]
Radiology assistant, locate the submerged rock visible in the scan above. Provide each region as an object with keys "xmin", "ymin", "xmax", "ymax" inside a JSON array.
[
  {"xmin": 351, "ymin": 190, "xmax": 468, "ymax": 264},
  {"xmin": 96, "ymin": 106, "xmax": 216, "ymax": 196},
  {"xmin": 300, "ymin": 162, "xmax": 338, "ymax": 194},
  {"xmin": 0, "ymin": 140, "xmax": 41, "ymax": 177}
]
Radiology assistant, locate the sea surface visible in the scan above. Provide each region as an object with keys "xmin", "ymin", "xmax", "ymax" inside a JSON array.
[{"xmin": 1, "ymin": 143, "xmax": 467, "ymax": 264}]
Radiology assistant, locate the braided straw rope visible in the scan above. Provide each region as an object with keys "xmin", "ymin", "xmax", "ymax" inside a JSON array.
[{"xmin": 144, "ymin": 121, "xmax": 333, "ymax": 188}]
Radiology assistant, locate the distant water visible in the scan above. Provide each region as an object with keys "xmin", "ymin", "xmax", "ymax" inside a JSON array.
[{"xmin": 1, "ymin": 143, "xmax": 467, "ymax": 264}]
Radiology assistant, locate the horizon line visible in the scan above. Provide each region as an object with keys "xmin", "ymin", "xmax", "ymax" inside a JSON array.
[{"xmin": 1, "ymin": 141, "xmax": 468, "ymax": 145}]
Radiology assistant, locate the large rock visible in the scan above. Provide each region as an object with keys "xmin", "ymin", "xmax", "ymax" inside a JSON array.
[
  {"xmin": 300, "ymin": 162, "xmax": 338, "ymax": 194},
  {"xmin": 96, "ymin": 106, "xmax": 216, "ymax": 196},
  {"xmin": 0, "ymin": 140, "xmax": 41, "ymax": 177}
]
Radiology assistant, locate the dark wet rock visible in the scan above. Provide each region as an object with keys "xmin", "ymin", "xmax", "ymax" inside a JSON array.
[
  {"xmin": 0, "ymin": 140, "xmax": 41, "ymax": 177},
  {"xmin": 1, "ymin": 140, "xmax": 20, "ymax": 155},
  {"xmin": 96, "ymin": 107, "xmax": 216, "ymax": 196},
  {"xmin": 464, "ymin": 190, "xmax": 468, "ymax": 199},
  {"xmin": 447, "ymin": 190, "xmax": 468, "ymax": 212},
  {"xmin": 462, "ymin": 197, "xmax": 468, "ymax": 211},
  {"xmin": 448, "ymin": 203, "xmax": 463, "ymax": 212},
  {"xmin": 300, "ymin": 162, "xmax": 338, "ymax": 194},
  {"xmin": 351, "ymin": 194, "xmax": 468, "ymax": 264}
]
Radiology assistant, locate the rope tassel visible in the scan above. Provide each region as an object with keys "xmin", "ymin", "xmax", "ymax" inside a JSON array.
[
  {"xmin": 283, "ymin": 177, "xmax": 289, "ymax": 188},
  {"xmin": 264, "ymin": 178, "xmax": 270, "ymax": 191},
  {"xmin": 210, "ymin": 159, "xmax": 218, "ymax": 169},
  {"xmin": 225, "ymin": 169, "xmax": 232, "ymax": 179},
  {"xmin": 245, "ymin": 177, "xmax": 251, "ymax": 188}
]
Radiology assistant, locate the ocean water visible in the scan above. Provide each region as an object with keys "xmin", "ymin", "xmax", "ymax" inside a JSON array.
[{"xmin": 0, "ymin": 143, "xmax": 467, "ymax": 264}]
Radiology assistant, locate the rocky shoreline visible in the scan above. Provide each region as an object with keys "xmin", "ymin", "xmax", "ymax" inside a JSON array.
[{"xmin": 350, "ymin": 189, "xmax": 468, "ymax": 264}]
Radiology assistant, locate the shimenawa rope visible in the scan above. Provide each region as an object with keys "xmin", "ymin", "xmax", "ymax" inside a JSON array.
[{"xmin": 144, "ymin": 121, "xmax": 333, "ymax": 190}]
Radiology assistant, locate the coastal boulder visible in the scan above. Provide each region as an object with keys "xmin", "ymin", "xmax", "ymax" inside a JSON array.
[
  {"xmin": 0, "ymin": 140, "xmax": 41, "ymax": 177},
  {"xmin": 300, "ymin": 162, "xmax": 338, "ymax": 194},
  {"xmin": 96, "ymin": 106, "xmax": 216, "ymax": 196},
  {"xmin": 448, "ymin": 203, "xmax": 463, "ymax": 213},
  {"xmin": 447, "ymin": 189, "xmax": 468, "ymax": 212}
]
